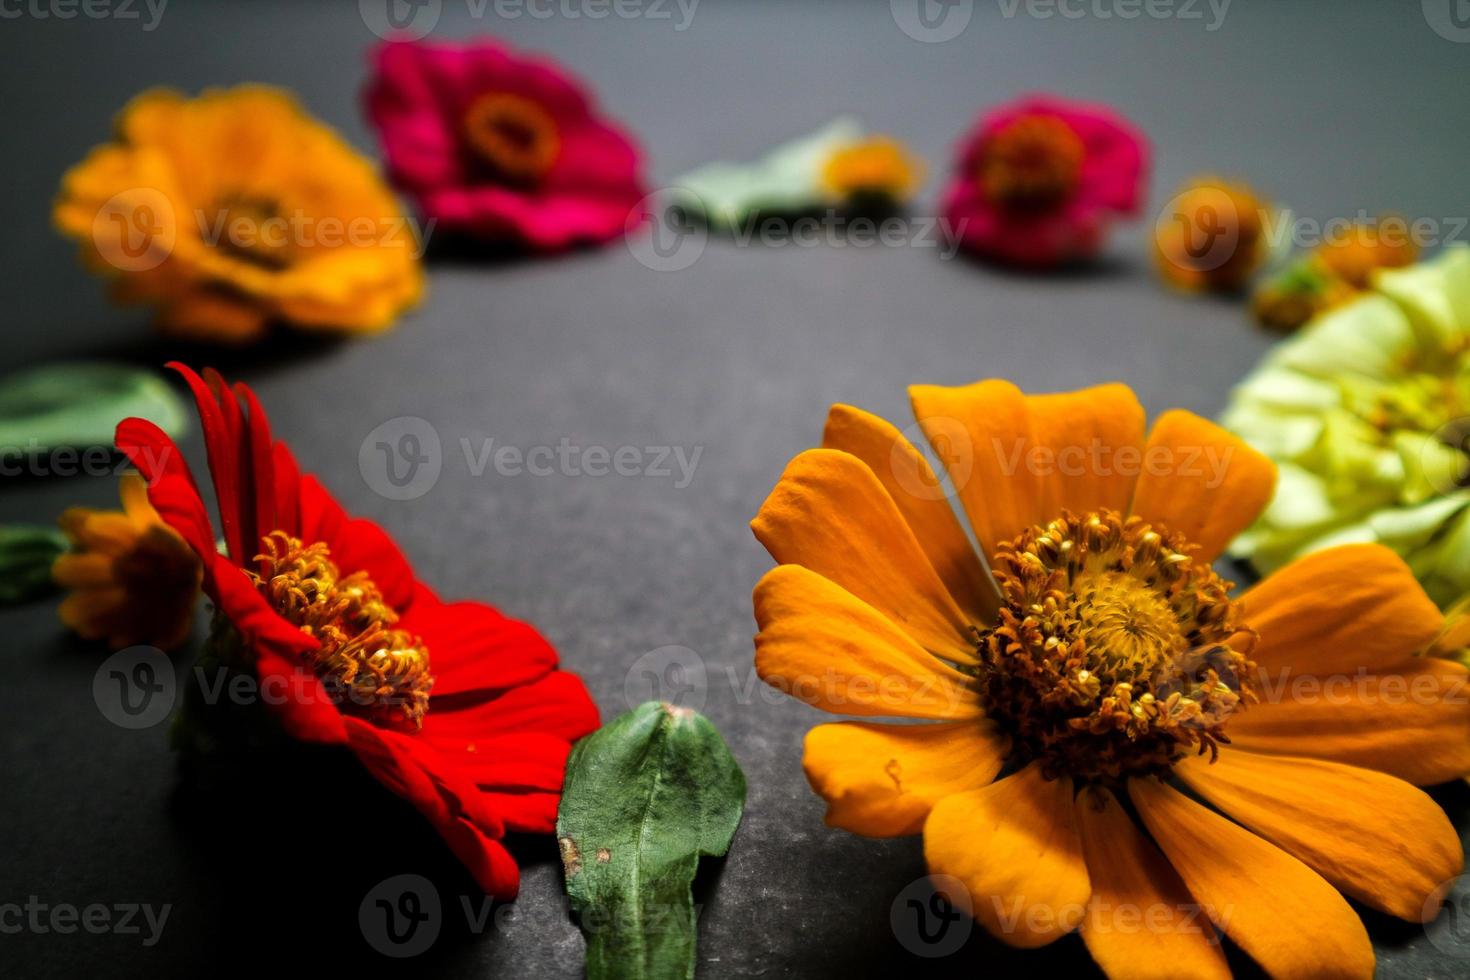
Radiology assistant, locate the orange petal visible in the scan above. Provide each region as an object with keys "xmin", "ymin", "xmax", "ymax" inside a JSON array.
[
  {"xmin": 1240, "ymin": 544, "xmax": 1444, "ymax": 676},
  {"xmin": 822, "ymin": 403, "xmax": 999, "ymax": 623},
  {"xmin": 51, "ymin": 553, "xmax": 115, "ymax": 589},
  {"xmin": 1130, "ymin": 777, "xmax": 1374, "ymax": 980},
  {"xmin": 753, "ymin": 564, "xmax": 982, "ymax": 720},
  {"xmin": 1129, "ymin": 410, "xmax": 1275, "ymax": 562},
  {"xmin": 752, "ymin": 448, "xmax": 976, "ymax": 664},
  {"xmin": 1228, "ymin": 653, "xmax": 1470, "ymax": 785},
  {"xmin": 118, "ymin": 471, "xmax": 163, "ymax": 527},
  {"xmin": 1075, "ymin": 786, "xmax": 1230, "ymax": 980},
  {"xmin": 1177, "ymin": 751, "xmax": 1461, "ymax": 922},
  {"xmin": 802, "ymin": 720, "xmax": 1006, "ymax": 837},
  {"xmin": 908, "ymin": 380, "xmax": 1144, "ymax": 561},
  {"xmin": 923, "ymin": 763, "xmax": 1089, "ymax": 948}
]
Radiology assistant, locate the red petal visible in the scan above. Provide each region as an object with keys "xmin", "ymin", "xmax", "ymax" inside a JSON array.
[
  {"xmin": 114, "ymin": 418, "xmax": 216, "ymax": 562},
  {"xmin": 406, "ymin": 599, "xmax": 559, "ymax": 697},
  {"xmin": 422, "ymin": 731, "xmax": 571, "ymax": 791},
  {"xmin": 168, "ymin": 364, "xmax": 247, "ymax": 564},
  {"xmin": 476, "ymin": 790, "xmax": 560, "ymax": 834},
  {"xmin": 345, "ymin": 720, "xmax": 522, "ymax": 897},
  {"xmin": 425, "ymin": 671, "xmax": 600, "ymax": 744},
  {"xmin": 235, "ymin": 382, "xmax": 278, "ymax": 571},
  {"xmin": 271, "ymin": 441, "xmax": 303, "ymax": 540},
  {"xmin": 253, "ymin": 647, "xmax": 348, "ymax": 744}
]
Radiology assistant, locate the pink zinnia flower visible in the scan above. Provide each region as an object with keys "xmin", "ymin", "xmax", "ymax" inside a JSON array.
[
  {"xmin": 365, "ymin": 38, "xmax": 647, "ymax": 251},
  {"xmin": 942, "ymin": 95, "xmax": 1149, "ymax": 268}
]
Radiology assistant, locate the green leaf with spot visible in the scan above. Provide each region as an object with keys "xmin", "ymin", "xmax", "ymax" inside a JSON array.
[
  {"xmin": 557, "ymin": 701, "xmax": 746, "ymax": 980},
  {"xmin": 0, "ymin": 524, "xmax": 67, "ymax": 605},
  {"xmin": 0, "ymin": 362, "xmax": 188, "ymax": 453}
]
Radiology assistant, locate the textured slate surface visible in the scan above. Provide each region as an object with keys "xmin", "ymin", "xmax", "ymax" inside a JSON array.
[{"xmin": 2, "ymin": 1, "xmax": 1469, "ymax": 976}]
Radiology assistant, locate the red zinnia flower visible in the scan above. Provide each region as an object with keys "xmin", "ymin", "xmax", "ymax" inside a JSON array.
[
  {"xmin": 942, "ymin": 95, "xmax": 1149, "ymax": 268},
  {"xmin": 117, "ymin": 363, "xmax": 599, "ymax": 897},
  {"xmin": 365, "ymin": 38, "xmax": 648, "ymax": 251}
]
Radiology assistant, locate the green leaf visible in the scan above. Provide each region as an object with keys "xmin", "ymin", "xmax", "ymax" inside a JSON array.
[
  {"xmin": 557, "ymin": 702, "xmax": 746, "ymax": 980},
  {"xmin": 0, "ymin": 524, "xmax": 68, "ymax": 605},
  {"xmin": 0, "ymin": 362, "xmax": 188, "ymax": 453}
]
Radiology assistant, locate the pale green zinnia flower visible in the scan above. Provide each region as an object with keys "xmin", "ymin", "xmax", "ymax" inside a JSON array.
[{"xmin": 1223, "ymin": 246, "xmax": 1470, "ymax": 609}]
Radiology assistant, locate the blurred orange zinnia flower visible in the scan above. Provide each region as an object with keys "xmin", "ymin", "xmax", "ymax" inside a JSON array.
[
  {"xmin": 54, "ymin": 86, "xmax": 423, "ymax": 344},
  {"xmin": 1154, "ymin": 177, "xmax": 1272, "ymax": 293},
  {"xmin": 55, "ymin": 472, "xmax": 201, "ymax": 650},
  {"xmin": 751, "ymin": 379, "xmax": 1470, "ymax": 978}
]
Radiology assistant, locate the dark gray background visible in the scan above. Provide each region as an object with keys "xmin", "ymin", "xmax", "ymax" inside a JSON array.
[{"xmin": 3, "ymin": 0, "xmax": 1469, "ymax": 976}]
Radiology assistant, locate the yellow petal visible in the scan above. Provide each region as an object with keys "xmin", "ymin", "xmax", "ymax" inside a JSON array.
[
  {"xmin": 908, "ymin": 380, "xmax": 1144, "ymax": 561},
  {"xmin": 51, "ymin": 553, "xmax": 116, "ymax": 589},
  {"xmin": 752, "ymin": 448, "xmax": 976, "ymax": 663},
  {"xmin": 118, "ymin": 471, "xmax": 162, "ymax": 526},
  {"xmin": 923, "ymin": 763, "xmax": 1089, "ymax": 948},
  {"xmin": 802, "ymin": 720, "xmax": 1005, "ymax": 837},
  {"xmin": 1075, "ymin": 786, "xmax": 1230, "ymax": 980},
  {"xmin": 1128, "ymin": 410, "xmax": 1275, "ymax": 562},
  {"xmin": 1227, "ymin": 654, "xmax": 1470, "ymax": 785},
  {"xmin": 753, "ymin": 564, "xmax": 982, "ymax": 720},
  {"xmin": 1177, "ymin": 751, "xmax": 1461, "ymax": 922},
  {"xmin": 1130, "ymin": 777, "xmax": 1373, "ymax": 980},
  {"xmin": 822, "ymin": 403, "xmax": 999, "ymax": 623},
  {"xmin": 1240, "ymin": 544, "xmax": 1443, "ymax": 676}
]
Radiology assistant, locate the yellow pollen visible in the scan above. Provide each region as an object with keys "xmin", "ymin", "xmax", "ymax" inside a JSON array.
[
  {"xmin": 462, "ymin": 91, "xmax": 561, "ymax": 184},
  {"xmin": 979, "ymin": 114, "xmax": 1085, "ymax": 211},
  {"xmin": 821, "ymin": 136, "xmax": 923, "ymax": 202},
  {"xmin": 254, "ymin": 531, "xmax": 432, "ymax": 731},
  {"xmin": 971, "ymin": 510, "xmax": 1255, "ymax": 782}
]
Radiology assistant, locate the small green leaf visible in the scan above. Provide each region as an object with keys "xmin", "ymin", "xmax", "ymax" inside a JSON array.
[
  {"xmin": 0, "ymin": 362, "xmax": 188, "ymax": 453},
  {"xmin": 557, "ymin": 702, "xmax": 746, "ymax": 980},
  {"xmin": 0, "ymin": 524, "xmax": 68, "ymax": 605}
]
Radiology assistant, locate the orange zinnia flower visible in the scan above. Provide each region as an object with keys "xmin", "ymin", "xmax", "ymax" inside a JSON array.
[
  {"xmin": 751, "ymin": 380, "xmax": 1470, "ymax": 978},
  {"xmin": 54, "ymin": 86, "xmax": 423, "ymax": 344},
  {"xmin": 54, "ymin": 472, "xmax": 201, "ymax": 650}
]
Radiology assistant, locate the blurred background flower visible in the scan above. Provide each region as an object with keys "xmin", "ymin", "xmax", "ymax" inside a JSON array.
[
  {"xmin": 1224, "ymin": 246, "xmax": 1470, "ymax": 608},
  {"xmin": 1153, "ymin": 176, "xmax": 1275, "ymax": 293},
  {"xmin": 668, "ymin": 118, "xmax": 923, "ymax": 231},
  {"xmin": 941, "ymin": 94, "xmax": 1148, "ymax": 268},
  {"xmin": 54, "ymin": 85, "xmax": 423, "ymax": 344},
  {"xmin": 366, "ymin": 38, "xmax": 647, "ymax": 251}
]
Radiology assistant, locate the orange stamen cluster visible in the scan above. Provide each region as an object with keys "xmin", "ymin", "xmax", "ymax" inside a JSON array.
[
  {"xmin": 972, "ymin": 510, "xmax": 1255, "ymax": 782},
  {"xmin": 979, "ymin": 114, "xmax": 1085, "ymax": 211},
  {"xmin": 462, "ymin": 91, "xmax": 560, "ymax": 183},
  {"xmin": 254, "ymin": 531, "xmax": 432, "ymax": 730}
]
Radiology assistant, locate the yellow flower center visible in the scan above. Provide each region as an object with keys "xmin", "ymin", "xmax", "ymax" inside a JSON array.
[
  {"xmin": 821, "ymin": 137, "xmax": 921, "ymax": 202},
  {"xmin": 972, "ymin": 510, "xmax": 1255, "ymax": 782},
  {"xmin": 462, "ymin": 92, "xmax": 561, "ymax": 184},
  {"xmin": 979, "ymin": 114, "xmax": 1085, "ymax": 211},
  {"xmin": 207, "ymin": 194, "xmax": 296, "ymax": 270},
  {"xmin": 254, "ymin": 531, "xmax": 432, "ymax": 731}
]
